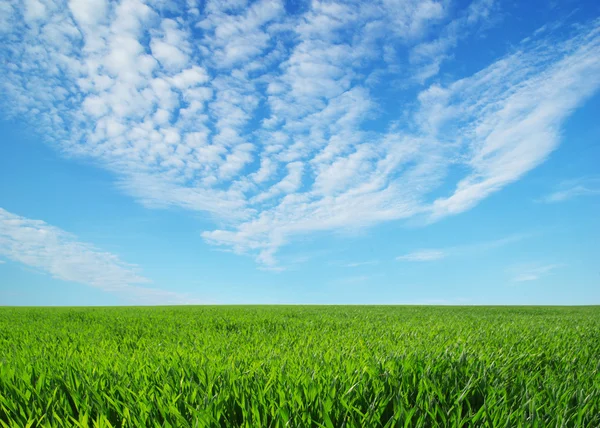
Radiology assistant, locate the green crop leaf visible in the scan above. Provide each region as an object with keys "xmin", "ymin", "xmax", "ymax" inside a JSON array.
[{"xmin": 0, "ymin": 306, "xmax": 598, "ymax": 428}]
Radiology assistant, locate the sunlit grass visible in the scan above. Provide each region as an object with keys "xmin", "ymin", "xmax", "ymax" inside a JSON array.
[{"xmin": 0, "ymin": 306, "xmax": 598, "ymax": 427}]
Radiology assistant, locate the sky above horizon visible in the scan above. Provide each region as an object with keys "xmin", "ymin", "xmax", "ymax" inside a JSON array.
[{"xmin": 1, "ymin": 0, "xmax": 599, "ymax": 305}]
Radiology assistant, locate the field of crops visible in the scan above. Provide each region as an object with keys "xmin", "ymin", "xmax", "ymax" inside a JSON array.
[{"xmin": 0, "ymin": 306, "xmax": 599, "ymax": 427}]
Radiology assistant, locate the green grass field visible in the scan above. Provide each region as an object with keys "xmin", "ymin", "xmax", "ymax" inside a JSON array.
[{"xmin": 0, "ymin": 306, "xmax": 599, "ymax": 427}]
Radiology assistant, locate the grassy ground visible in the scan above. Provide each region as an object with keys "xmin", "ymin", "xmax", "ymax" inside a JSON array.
[{"xmin": 0, "ymin": 306, "xmax": 599, "ymax": 427}]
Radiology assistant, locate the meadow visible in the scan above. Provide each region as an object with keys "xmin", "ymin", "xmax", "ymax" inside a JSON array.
[{"xmin": 0, "ymin": 306, "xmax": 598, "ymax": 427}]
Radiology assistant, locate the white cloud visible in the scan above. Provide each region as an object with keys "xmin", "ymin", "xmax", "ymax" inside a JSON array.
[
  {"xmin": 538, "ymin": 177, "xmax": 600, "ymax": 203},
  {"xmin": 409, "ymin": 0, "xmax": 497, "ymax": 82},
  {"xmin": 0, "ymin": 208, "xmax": 196, "ymax": 304},
  {"xmin": 397, "ymin": 249, "xmax": 445, "ymax": 262},
  {"xmin": 83, "ymin": 95, "xmax": 109, "ymax": 117},
  {"xmin": 23, "ymin": 0, "xmax": 48, "ymax": 23},
  {"xmin": 151, "ymin": 40, "xmax": 188, "ymax": 71},
  {"xmin": 69, "ymin": 0, "xmax": 108, "ymax": 28},
  {"xmin": 344, "ymin": 260, "xmax": 379, "ymax": 268},
  {"xmin": 511, "ymin": 264, "xmax": 563, "ymax": 282},
  {"xmin": 169, "ymin": 66, "xmax": 209, "ymax": 89},
  {"xmin": 0, "ymin": 2, "xmax": 16, "ymax": 34},
  {"xmin": 427, "ymin": 23, "xmax": 600, "ymax": 220},
  {"xmin": 252, "ymin": 161, "xmax": 304, "ymax": 203},
  {"xmin": 0, "ymin": 259, "xmax": 5, "ymax": 264},
  {"xmin": 382, "ymin": 0, "xmax": 446, "ymax": 39},
  {"xmin": 0, "ymin": 1, "xmax": 599, "ymax": 268},
  {"xmin": 397, "ymin": 233, "xmax": 528, "ymax": 262}
]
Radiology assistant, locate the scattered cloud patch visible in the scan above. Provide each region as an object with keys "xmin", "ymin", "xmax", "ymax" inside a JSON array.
[
  {"xmin": 409, "ymin": 0, "xmax": 497, "ymax": 82},
  {"xmin": 0, "ymin": 208, "xmax": 196, "ymax": 304},
  {"xmin": 344, "ymin": 260, "xmax": 380, "ymax": 268},
  {"xmin": 397, "ymin": 233, "xmax": 529, "ymax": 262},
  {"xmin": 0, "ymin": 1, "xmax": 599, "ymax": 267},
  {"xmin": 538, "ymin": 177, "xmax": 600, "ymax": 203},
  {"xmin": 511, "ymin": 264, "xmax": 564, "ymax": 282},
  {"xmin": 397, "ymin": 249, "xmax": 446, "ymax": 262},
  {"xmin": 452, "ymin": 234, "xmax": 531, "ymax": 255}
]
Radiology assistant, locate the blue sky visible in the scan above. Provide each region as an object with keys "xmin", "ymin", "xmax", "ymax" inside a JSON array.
[{"xmin": 0, "ymin": 0, "xmax": 599, "ymax": 305}]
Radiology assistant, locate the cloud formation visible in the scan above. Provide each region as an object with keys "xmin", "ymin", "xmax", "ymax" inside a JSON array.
[
  {"xmin": 397, "ymin": 249, "xmax": 446, "ymax": 262},
  {"xmin": 1, "ymin": 0, "xmax": 599, "ymax": 267},
  {"xmin": 0, "ymin": 208, "xmax": 194, "ymax": 304},
  {"xmin": 538, "ymin": 177, "xmax": 600, "ymax": 203},
  {"xmin": 344, "ymin": 261, "xmax": 380, "ymax": 268},
  {"xmin": 512, "ymin": 264, "xmax": 563, "ymax": 282},
  {"xmin": 396, "ymin": 233, "xmax": 529, "ymax": 262}
]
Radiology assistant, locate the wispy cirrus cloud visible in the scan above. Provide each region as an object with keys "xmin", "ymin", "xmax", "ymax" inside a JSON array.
[
  {"xmin": 409, "ymin": 0, "xmax": 497, "ymax": 82},
  {"xmin": 397, "ymin": 249, "xmax": 446, "ymax": 262},
  {"xmin": 343, "ymin": 260, "xmax": 380, "ymax": 268},
  {"xmin": 397, "ymin": 233, "xmax": 529, "ymax": 262},
  {"xmin": 426, "ymin": 23, "xmax": 600, "ymax": 220},
  {"xmin": 0, "ymin": 208, "xmax": 196, "ymax": 304},
  {"xmin": 1, "ymin": 0, "xmax": 599, "ymax": 268},
  {"xmin": 511, "ymin": 263, "xmax": 564, "ymax": 282},
  {"xmin": 538, "ymin": 177, "xmax": 600, "ymax": 203}
]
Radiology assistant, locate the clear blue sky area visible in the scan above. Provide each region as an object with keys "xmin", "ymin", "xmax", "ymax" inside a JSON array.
[{"xmin": 1, "ymin": 0, "xmax": 599, "ymax": 305}]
